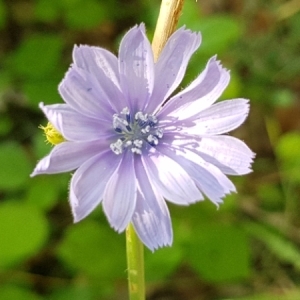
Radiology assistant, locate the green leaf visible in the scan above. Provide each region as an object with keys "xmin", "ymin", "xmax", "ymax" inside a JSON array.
[
  {"xmin": 221, "ymin": 71, "xmax": 242, "ymax": 99},
  {"xmin": 32, "ymin": 131, "xmax": 54, "ymax": 160},
  {"xmin": 8, "ymin": 35, "xmax": 64, "ymax": 79},
  {"xmin": 244, "ymin": 222, "xmax": 300, "ymax": 270},
  {"xmin": 56, "ymin": 220, "xmax": 126, "ymax": 279},
  {"xmin": 62, "ymin": 0, "xmax": 108, "ymax": 29},
  {"xmin": 35, "ymin": 0, "xmax": 60, "ymax": 22},
  {"xmin": 180, "ymin": 9, "xmax": 242, "ymax": 55},
  {"xmin": 0, "ymin": 203, "xmax": 49, "ymax": 268},
  {"xmin": 0, "ymin": 142, "xmax": 31, "ymax": 190},
  {"xmin": 25, "ymin": 175, "xmax": 62, "ymax": 211},
  {"xmin": 145, "ymin": 245, "xmax": 182, "ymax": 282},
  {"xmin": 178, "ymin": 0, "xmax": 202, "ymax": 29},
  {"xmin": 48, "ymin": 285, "xmax": 93, "ymax": 300},
  {"xmin": 199, "ymin": 16, "xmax": 242, "ymax": 55},
  {"xmin": 0, "ymin": 114, "xmax": 13, "ymax": 137},
  {"xmin": 239, "ymin": 289, "xmax": 300, "ymax": 300},
  {"xmin": 23, "ymin": 75, "xmax": 63, "ymax": 108},
  {"xmin": 0, "ymin": 0, "xmax": 7, "ymax": 29},
  {"xmin": 276, "ymin": 132, "xmax": 300, "ymax": 165},
  {"xmin": 257, "ymin": 183, "xmax": 284, "ymax": 210},
  {"xmin": 275, "ymin": 132, "xmax": 300, "ymax": 182},
  {"xmin": 185, "ymin": 223, "xmax": 250, "ymax": 282},
  {"xmin": 272, "ymin": 89, "xmax": 295, "ymax": 107},
  {"xmin": 0, "ymin": 285, "xmax": 43, "ymax": 300}
]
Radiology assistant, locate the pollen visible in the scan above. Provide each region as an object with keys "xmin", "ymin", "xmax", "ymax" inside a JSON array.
[{"xmin": 39, "ymin": 122, "xmax": 65, "ymax": 145}]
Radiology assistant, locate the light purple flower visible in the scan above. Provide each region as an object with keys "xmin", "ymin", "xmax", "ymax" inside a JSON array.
[{"xmin": 31, "ymin": 24, "xmax": 254, "ymax": 251}]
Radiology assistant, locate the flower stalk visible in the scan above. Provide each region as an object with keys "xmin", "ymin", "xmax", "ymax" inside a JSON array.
[
  {"xmin": 125, "ymin": 1, "xmax": 185, "ymax": 299},
  {"xmin": 152, "ymin": 0, "xmax": 185, "ymax": 61},
  {"xmin": 126, "ymin": 223, "xmax": 145, "ymax": 300}
]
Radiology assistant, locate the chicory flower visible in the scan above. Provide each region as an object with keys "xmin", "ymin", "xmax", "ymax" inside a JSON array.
[{"xmin": 31, "ymin": 24, "xmax": 254, "ymax": 251}]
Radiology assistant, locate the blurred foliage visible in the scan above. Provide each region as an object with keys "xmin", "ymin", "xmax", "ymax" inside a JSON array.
[{"xmin": 0, "ymin": 0, "xmax": 300, "ymax": 299}]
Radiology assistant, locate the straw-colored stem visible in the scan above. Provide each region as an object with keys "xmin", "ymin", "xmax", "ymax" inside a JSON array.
[{"xmin": 151, "ymin": 0, "xmax": 185, "ymax": 61}]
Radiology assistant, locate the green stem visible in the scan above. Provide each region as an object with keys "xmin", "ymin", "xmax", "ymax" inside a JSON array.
[{"xmin": 126, "ymin": 223, "xmax": 145, "ymax": 300}]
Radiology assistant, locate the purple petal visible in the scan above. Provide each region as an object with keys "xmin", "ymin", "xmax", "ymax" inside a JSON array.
[
  {"xmin": 181, "ymin": 99, "xmax": 250, "ymax": 135},
  {"xmin": 147, "ymin": 27, "xmax": 201, "ymax": 113},
  {"xmin": 161, "ymin": 145, "xmax": 235, "ymax": 205},
  {"xmin": 142, "ymin": 148, "xmax": 203, "ymax": 205},
  {"xmin": 132, "ymin": 156, "xmax": 172, "ymax": 251},
  {"xmin": 59, "ymin": 66, "xmax": 116, "ymax": 120},
  {"xmin": 196, "ymin": 136, "xmax": 255, "ymax": 175},
  {"xmin": 39, "ymin": 102, "xmax": 112, "ymax": 142},
  {"xmin": 103, "ymin": 151, "xmax": 137, "ymax": 232},
  {"xmin": 158, "ymin": 56, "xmax": 229, "ymax": 119},
  {"xmin": 70, "ymin": 151, "xmax": 122, "ymax": 222},
  {"xmin": 30, "ymin": 140, "xmax": 107, "ymax": 176},
  {"xmin": 118, "ymin": 24, "xmax": 154, "ymax": 111},
  {"xmin": 72, "ymin": 45, "xmax": 126, "ymax": 113}
]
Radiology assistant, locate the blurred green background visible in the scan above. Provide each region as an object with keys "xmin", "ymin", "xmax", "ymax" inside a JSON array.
[{"xmin": 0, "ymin": 0, "xmax": 300, "ymax": 299}]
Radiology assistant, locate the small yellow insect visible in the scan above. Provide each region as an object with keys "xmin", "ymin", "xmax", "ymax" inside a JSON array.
[{"xmin": 39, "ymin": 122, "xmax": 65, "ymax": 145}]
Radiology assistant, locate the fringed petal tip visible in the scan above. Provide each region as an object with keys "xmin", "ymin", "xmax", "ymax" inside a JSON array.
[
  {"xmin": 149, "ymin": 239, "xmax": 173, "ymax": 252},
  {"xmin": 113, "ymin": 224, "xmax": 127, "ymax": 234},
  {"xmin": 121, "ymin": 23, "xmax": 145, "ymax": 39},
  {"xmin": 133, "ymin": 217, "xmax": 173, "ymax": 252},
  {"xmin": 206, "ymin": 187, "xmax": 237, "ymax": 208},
  {"xmin": 209, "ymin": 54, "xmax": 229, "ymax": 70},
  {"xmin": 135, "ymin": 222, "xmax": 173, "ymax": 252},
  {"xmin": 245, "ymin": 151, "xmax": 256, "ymax": 173},
  {"xmin": 176, "ymin": 25, "xmax": 202, "ymax": 42},
  {"xmin": 106, "ymin": 214, "xmax": 133, "ymax": 234},
  {"xmin": 210, "ymin": 196, "xmax": 225, "ymax": 208},
  {"xmin": 72, "ymin": 44, "xmax": 88, "ymax": 54},
  {"xmin": 138, "ymin": 23, "xmax": 146, "ymax": 33},
  {"xmin": 208, "ymin": 55, "xmax": 231, "ymax": 83},
  {"xmin": 72, "ymin": 45, "xmax": 91, "ymax": 65}
]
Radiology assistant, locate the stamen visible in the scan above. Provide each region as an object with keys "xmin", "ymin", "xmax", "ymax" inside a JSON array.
[
  {"xmin": 120, "ymin": 107, "xmax": 131, "ymax": 123},
  {"xmin": 133, "ymin": 139, "xmax": 143, "ymax": 148},
  {"xmin": 121, "ymin": 107, "xmax": 130, "ymax": 115},
  {"xmin": 124, "ymin": 140, "xmax": 132, "ymax": 147},
  {"xmin": 110, "ymin": 139, "xmax": 123, "ymax": 155},
  {"xmin": 141, "ymin": 125, "xmax": 150, "ymax": 134},
  {"xmin": 110, "ymin": 108, "xmax": 163, "ymax": 155},
  {"xmin": 155, "ymin": 129, "xmax": 164, "ymax": 138},
  {"xmin": 113, "ymin": 114, "xmax": 130, "ymax": 133},
  {"xmin": 148, "ymin": 115, "xmax": 158, "ymax": 125},
  {"xmin": 131, "ymin": 148, "xmax": 142, "ymax": 154},
  {"xmin": 147, "ymin": 135, "xmax": 158, "ymax": 145}
]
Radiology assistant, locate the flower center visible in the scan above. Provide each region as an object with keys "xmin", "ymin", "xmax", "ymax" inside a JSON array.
[{"xmin": 110, "ymin": 107, "xmax": 163, "ymax": 155}]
